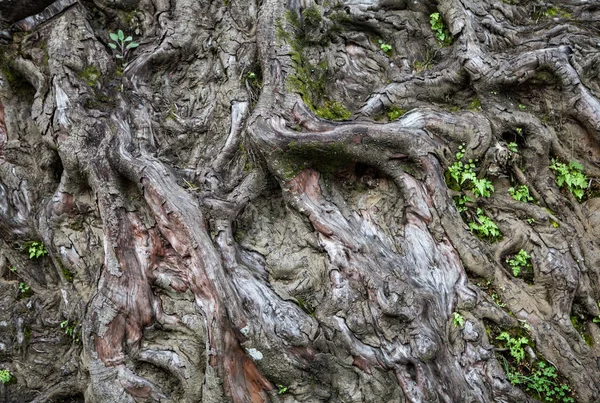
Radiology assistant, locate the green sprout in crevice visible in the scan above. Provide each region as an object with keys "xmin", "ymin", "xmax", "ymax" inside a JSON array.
[
  {"xmin": 509, "ymin": 185, "xmax": 533, "ymax": 203},
  {"xmin": 23, "ymin": 241, "xmax": 47, "ymax": 259},
  {"xmin": 549, "ymin": 159, "xmax": 589, "ymax": 201},
  {"xmin": 490, "ymin": 325, "xmax": 575, "ymax": 402},
  {"xmin": 453, "ymin": 312, "xmax": 465, "ymax": 328},
  {"xmin": 377, "ymin": 39, "xmax": 392, "ymax": 55},
  {"xmin": 430, "ymin": 12, "xmax": 452, "ymax": 45},
  {"xmin": 506, "ymin": 249, "xmax": 532, "ymax": 277},
  {"xmin": 108, "ymin": 30, "xmax": 139, "ymax": 66},
  {"xmin": 0, "ymin": 369, "xmax": 12, "ymax": 385},
  {"xmin": 469, "ymin": 208, "xmax": 502, "ymax": 242}
]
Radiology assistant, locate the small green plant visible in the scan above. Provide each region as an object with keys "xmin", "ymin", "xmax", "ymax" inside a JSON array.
[
  {"xmin": 430, "ymin": 12, "xmax": 452, "ymax": 44},
  {"xmin": 491, "ymin": 292, "xmax": 506, "ymax": 308},
  {"xmin": 472, "ymin": 178, "xmax": 494, "ymax": 198},
  {"xmin": 453, "ymin": 195, "xmax": 472, "ymax": 213},
  {"xmin": 9, "ymin": 266, "xmax": 16, "ymax": 272},
  {"xmin": 247, "ymin": 72, "xmax": 256, "ymax": 80},
  {"xmin": 549, "ymin": 159, "xmax": 589, "ymax": 200},
  {"xmin": 518, "ymin": 104, "xmax": 526, "ymax": 110},
  {"xmin": 503, "ymin": 359, "xmax": 574, "ymax": 402},
  {"xmin": 497, "ymin": 332, "xmax": 528, "ymax": 364},
  {"xmin": 378, "ymin": 40, "xmax": 392, "ymax": 53},
  {"xmin": 509, "ymin": 185, "xmax": 534, "ymax": 202},
  {"xmin": 507, "ymin": 249, "xmax": 532, "ymax": 277},
  {"xmin": 453, "ymin": 312, "xmax": 465, "ymax": 328},
  {"xmin": 447, "ymin": 144, "xmax": 494, "ymax": 198},
  {"xmin": 60, "ymin": 320, "xmax": 79, "ymax": 342},
  {"xmin": 18, "ymin": 282, "xmax": 30, "ymax": 294},
  {"xmin": 448, "ymin": 159, "xmax": 474, "ymax": 185},
  {"xmin": 24, "ymin": 241, "xmax": 47, "ymax": 259},
  {"xmin": 507, "ymin": 142, "xmax": 518, "ymax": 152},
  {"xmin": 277, "ymin": 384, "xmax": 289, "ymax": 395},
  {"xmin": 60, "ymin": 320, "xmax": 74, "ymax": 337},
  {"xmin": 469, "ymin": 209, "xmax": 502, "ymax": 241},
  {"xmin": 0, "ymin": 369, "xmax": 12, "ymax": 384},
  {"xmin": 108, "ymin": 30, "xmax": 139, "ymax": 65}
]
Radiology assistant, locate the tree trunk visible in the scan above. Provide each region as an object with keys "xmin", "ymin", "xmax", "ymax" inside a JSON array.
[{"xmin": 1, "ymin": 0, "xmax": 600, "ymax": 402}]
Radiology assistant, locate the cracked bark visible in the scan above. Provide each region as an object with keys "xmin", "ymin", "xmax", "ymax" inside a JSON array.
[{"xmin": 1, "ymin": 0, "xmax": 600, "ymax": 402}]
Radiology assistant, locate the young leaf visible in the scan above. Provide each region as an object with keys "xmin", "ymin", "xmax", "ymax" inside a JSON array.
[
  {"xmin": 110, "ymin": 32, "xmax": 119, "ymax": 41},
  {"xmin": 126, "ymin": 42, "xmax": 139, "ymax": 49},
  {"xmin": 115, "ymin": 54, "xmax": 123, "ymax": 59},
  {"xmin": 108, "ymin": 43, "xmax": 117, "ymax": 49},
  {"xmin": 125, "ymin": 36, "xmax": 133, "ymax": 42},
  {"xmin": 118, "ymin": 30, "xmax": 125, "ymax": 41}
]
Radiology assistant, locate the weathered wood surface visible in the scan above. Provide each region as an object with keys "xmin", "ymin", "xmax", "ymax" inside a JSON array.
[{"xmin": 0, "ymin": 0, "xmax": 600, "ymax": 402}]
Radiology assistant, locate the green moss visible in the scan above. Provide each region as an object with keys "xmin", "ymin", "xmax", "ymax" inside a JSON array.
[
  {"xmin": 120, "ymin": 10, "xmax": 141, "ymax": 26},
  {"xmin": 0, "ymin": 52, "xmax": 34, "ymax": 97},
  {"xmin": 538, "ymin": 6, "xmax": 571, "ymax": 19},
  {"xmin": 571, "ymin": 314, "xmax": 594, "ymax": 346},
  {"xmin": 302, "ymin": 6, "xmax": 322, "ymax": 27},
  {"xmin": 239, "ymin": 143, "xmax": 253, "ymax": 172},
  {"xmin": 24, "ymin": 325, "xmax": 32, "ymax": 343},
  {"xmin": 315, "ymin": 101, "xmax": 351, "ymax": 121},
  {"xmin": 288, "ymin": 141, "xmax": 352, "ymax": 173},
  {"xmin": 571, "ymin": 315, "xmax": 584, "ymax": 332},
  {"xmin": 280, "ymin": 6, "xmax": 351, "ymax": 121},
  {"xmin": 68, "ymin": 216, "xmax": 85, "ymax": 232},
  {"xmin": 330, "ymin": 10, "xmax": 351, "ymax": 24},
  {"xmin": 386, "ymin": 105, "xmax": 407, "ymax": 121},
  {"xmin": 78, "ymin": 65, "xmax": 101, "ymax": 87},
  {"xmin": 56, "ymin": 257, "xmax": 73, "ymax": 283},
  {"xmin": 467, "ymin": 98, "xmax": 481, "ymax": 111},
  {"xmin": 532, "ymin": 70, "xmax": 556, "ymax": 85},
  {"xmin": 286, "ymin": 10, "xmax": 301, "ymax": 28},
  {"xmin": 276, "ymin": 141, "xmax": 353, "ymax": 180},
  {"xmin": 84, "ymin": 92, "xmax": 115, "ymax": 111},
  {"xmin": 286, "ymin": 54, "xmax": 329, "ymax": 112},
  {"xmin": 275, "ymin": 17, "xmax": 290, "ymax": 43}
]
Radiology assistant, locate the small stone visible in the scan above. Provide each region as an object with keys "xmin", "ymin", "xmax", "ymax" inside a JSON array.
[{"xmin": 245, "ymin": 348, "xmax": 263, "ymax": 361}]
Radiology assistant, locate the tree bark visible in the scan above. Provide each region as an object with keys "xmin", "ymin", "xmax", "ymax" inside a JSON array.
[{"xmin": 1, "ymin": 0, "xmax": 600, "ymax": 402}]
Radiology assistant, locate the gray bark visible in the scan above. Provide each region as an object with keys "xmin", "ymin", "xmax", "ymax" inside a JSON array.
[{"xmin": 0, "ymin": 0, "xmax": 600, "ymax": 402}]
